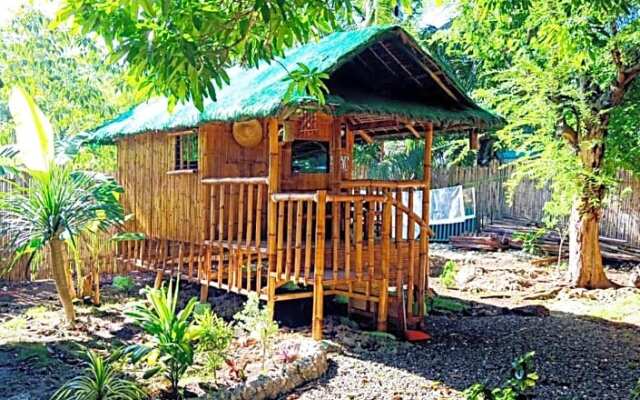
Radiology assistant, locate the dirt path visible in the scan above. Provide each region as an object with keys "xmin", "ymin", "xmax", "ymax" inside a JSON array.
[{"xmin": 1, "ymin": 247, "xmax": 639, "ymax": 399}]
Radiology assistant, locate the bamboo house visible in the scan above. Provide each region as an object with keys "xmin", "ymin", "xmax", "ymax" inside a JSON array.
[{"xmin": 89, "ymin": 26, "xmax": 502, "ymax": 339}]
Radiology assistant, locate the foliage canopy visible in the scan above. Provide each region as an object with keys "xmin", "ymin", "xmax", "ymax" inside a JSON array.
[{"xmin": 57, "ymin": 0, "xmax": 354, "ymax": 110}]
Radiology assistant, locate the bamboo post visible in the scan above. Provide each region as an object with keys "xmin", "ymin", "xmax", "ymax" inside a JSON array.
[
  {"xmin": 304, "ymin": 200, "xmax": 313, "ymax": 284},
  {"xmin": 267, "ymin": 272, "xmax": 277, "ymax": 318},
  {"xmin": 285, "ymin": 200, "xmax": 294, "ymax": 281},
  {"xmin": 294, "ymin": 200, "xmax": 303, "ymax": 281},
  {"xmin": 355, "ymin": 200, "xmax": 364, "ymax": 282},
  {"xmin": 266, "ymin": 118, "xmax": 280, "ymax": 314},
  {"xmin": 378, "ymin": 196, "xmax": 391, "ymax": 332},
  {"xmin": 255, "ymin": 184, "xmax": 264, "ymax": 292},
  {"xmin": 331, "ymin": 201, "xmax": 340, "ymax": 288},
  {"xmin": 200, "ymin": 245, "xmax": 211, "ymax": 303},
  {"xmin": 217, "ymin": 184, "xmax": 225, "ymax": 285},
  {"xmin": 407, "ymin": 188, "xmax": 416, "ymax": 315},
  {"xmin": 276, "ymin": 201, "xmax": 285, "ymax": 279},
  {"xmin": 312, "ymin": 190, "xmax": 327, "ymax": 340},
  {"xmin": 419, "ymin": 122, "xmax": 433, "ymax": 317}
]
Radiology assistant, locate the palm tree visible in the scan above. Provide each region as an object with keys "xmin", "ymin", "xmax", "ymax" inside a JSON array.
[{"xmin": 0, "ymin": 87, "xmax": 124, "ymax": 323}]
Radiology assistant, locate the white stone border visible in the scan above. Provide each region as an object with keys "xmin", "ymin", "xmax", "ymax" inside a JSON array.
[{"xmin": 206, "ymin": 340, "xmax": 327, "ymax": 400}]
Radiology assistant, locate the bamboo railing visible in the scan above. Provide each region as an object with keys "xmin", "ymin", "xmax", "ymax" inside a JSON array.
[{"xmin": 111, "ymin": 177, "xmax": 431, "ymax": 339}]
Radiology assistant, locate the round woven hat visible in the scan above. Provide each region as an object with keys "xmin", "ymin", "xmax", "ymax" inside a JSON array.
[{"xmin": 232, "ymin": 120, "xmax": 263, "ymax": 148}]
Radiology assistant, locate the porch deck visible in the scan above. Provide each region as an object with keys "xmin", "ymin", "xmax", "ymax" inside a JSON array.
[{"xmin": 117, "ymin": 179, "xmax": 431, "ymax": 337}]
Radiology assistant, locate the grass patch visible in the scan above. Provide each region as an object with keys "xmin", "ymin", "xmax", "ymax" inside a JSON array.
[
  {"xmin": 426, "ymin": 296, "xmax": 469, "ymax": 314},
  {"xmin": 590, "ymin": 294, "xmax": 640, "ymax": 322},
  {"xmin": 25, "ymin": 305, "xmax": 49, "ymax": 319},
  {"xmin": 13, "ymin": 343, "xmax": 58, "ymax": 369},
  {"xmin": 1, "ymin": 316, "xmax": 27, "ymax": 331}
]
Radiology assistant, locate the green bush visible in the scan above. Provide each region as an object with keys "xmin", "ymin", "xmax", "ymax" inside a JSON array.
[
  {"xmin": 513, "ymin": 229, "xmax": 546, "ymax": 255},
  {"xmin": 112, "ymin": 275, "xmax": 136, "ymax": 295},
  {"xmin": 464, "ymin": 352, "xmax": 538, "ymax": 400},
  {"xmin": 440, "ymin": 260, "xmax": 458, "ymax": 289},
  {"xmin": 125, "ymin": 278, "xmax": 198, "ymax": 397},
  {"xmin": 234, "ymin": 293, "xmax": 278, "ymax": 372},
  {"xmin": 51, "ymin": 350, "xmax": 145, "ymax": 400},
  {"xmin": 193, "ymin": 304, "xmax": 233, "ymax": 382}
]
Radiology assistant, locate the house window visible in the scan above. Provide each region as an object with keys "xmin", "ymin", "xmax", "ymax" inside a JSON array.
[
  {"xmin": 174, "ymin": 132, "xmax": 198, "ymax": 171},
  {"xmin": 291, "ymin": 140, "xmax": 330, "ymax": 174}
]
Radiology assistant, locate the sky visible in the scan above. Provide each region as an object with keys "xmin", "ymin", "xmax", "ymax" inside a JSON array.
[
  {"xmin": 0, "ymin": 0, "xmax": 59, "ymax": 25},
  {"xmin": 421, "ymin": 1, "xmax": 457, "ymax": 28}
]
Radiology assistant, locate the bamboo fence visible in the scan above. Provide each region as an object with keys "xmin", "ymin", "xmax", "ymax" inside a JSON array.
[{"xmin": 432, "ymin": 161, "xmax": 640, "ymax": 247}]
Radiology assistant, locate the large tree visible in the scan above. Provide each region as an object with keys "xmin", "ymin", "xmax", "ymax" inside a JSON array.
[
  {"xmin": 437, "ymin": 0, "xmax": 640, "ymax": 288},
  {"xmin": 56, "ymin": 0, "xmax": 354, "ymax": 111},
  {"xmin": 0, "ymin": 6, "xmax": 135, "ymax": 172}
]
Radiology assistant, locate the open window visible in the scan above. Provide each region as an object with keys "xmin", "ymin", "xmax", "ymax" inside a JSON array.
[
  {"xmin": 291, "ymin": 140, "xmax": 330, "ymax": 174},
  {"xmin": 173, "ymin": 132, "xmax": 198, "ymax": 171}
]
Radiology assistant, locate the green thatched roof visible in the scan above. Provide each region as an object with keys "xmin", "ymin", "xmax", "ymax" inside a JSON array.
[{"xmin": 89, "ymin": 25, "xmax": 502, "ymax": 144}]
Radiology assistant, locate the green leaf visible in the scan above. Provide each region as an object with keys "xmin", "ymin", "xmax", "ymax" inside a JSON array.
[{"xmin": 8, "ymin": 87, "xmax": 54, "ymax": 174}]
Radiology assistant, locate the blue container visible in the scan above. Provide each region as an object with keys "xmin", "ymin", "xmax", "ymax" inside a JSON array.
[{"xmin": 429, "ymin": 217, "xmax": 477, "ymax": 242}]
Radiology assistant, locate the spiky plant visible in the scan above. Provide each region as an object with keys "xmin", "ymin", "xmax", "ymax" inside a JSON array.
[
  {"xmin": 125, "ymin": 279, "xmax": 199, "ymax": 397},
  {"xmin": 50, "ymin": 350, "xmax": 146, "ymax": 400}
]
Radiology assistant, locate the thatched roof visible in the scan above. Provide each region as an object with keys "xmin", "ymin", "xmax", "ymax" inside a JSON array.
[{"xmin": 89, "ymin": 25, "xmax": 503, "ymax": 144}]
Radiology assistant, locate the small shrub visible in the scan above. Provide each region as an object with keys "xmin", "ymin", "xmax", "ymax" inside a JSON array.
[
  {"xmin": 464, "ymin": 351, "xmax": 538, "ymax": 400},
  {"xmin": 513, "ymin": 229, "xmax": 546, "ymax": 255},
  {"xmin": 276, "ymin": 341, "xmax": 301, "ymax": 365},
  {"xmin": 225, "ymin": 358, "xmax": 248, "ymax": 382},
  {"xmin": 112, "ymin": 275, "xmax": 136, "ymax": 295},
  {"xmin": 439, "ymin": 260, "xmax": 458, "ymax": 289},
  {"xmin": 51, "ymin": 350, "xmax": 145, "ymax": 400},
  {"xmin": 193, "ymin": 305, "xmax": 233, "ymax": 382},
  {"xmin": 234, "ymin": 293, "xmax": 279, "ymax": 372},
  {"xmin": 125, "ymin": 278, "xmax": 198, "ymax": 397}
]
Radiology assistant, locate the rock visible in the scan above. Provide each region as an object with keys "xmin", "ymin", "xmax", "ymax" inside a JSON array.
[
  {"xmin": 510, "ymin": 304, "xmax": 550, "ymax": 317},
  {"xmin": 630, "ymin": 269, "xmax": 640, "ymax": 288},
  {"xmin": 455, "ymin": 266, "xmax": 478, "ymax": 287}
]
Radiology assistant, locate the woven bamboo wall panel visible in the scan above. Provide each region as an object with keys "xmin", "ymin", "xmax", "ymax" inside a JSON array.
[{"xmin": 117, "ymin": 132, "xmax": 207, "ymax": 243}]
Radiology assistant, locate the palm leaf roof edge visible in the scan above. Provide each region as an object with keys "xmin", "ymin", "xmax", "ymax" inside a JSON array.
[{"xmin": 88, "ymin": 25, "xmax": 503, "ymax": 145}]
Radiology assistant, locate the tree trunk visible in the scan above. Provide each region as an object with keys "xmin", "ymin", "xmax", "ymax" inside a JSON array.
[
  {"xmin": 49, "ymin": 239, "xmax": 76, "ymax": 323},
  {"xmin": 568, "ymin": 202, "xmax": 612, "ymax": 288},
  {"xmin": 567, "ymin": 126, "xmax": 614, "ymax": 289}
]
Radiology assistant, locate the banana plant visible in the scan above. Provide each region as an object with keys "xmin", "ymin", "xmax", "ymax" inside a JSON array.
[{"xmin": 0, "ymin": 87, "xmax": 125, "ymax": 323}]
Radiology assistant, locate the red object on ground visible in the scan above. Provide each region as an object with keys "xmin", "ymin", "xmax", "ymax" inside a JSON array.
[
  {"xmin": 405, "ymin": 329, "xmax": 432, "ymax": 342},
  {"xmin": 401, "ymin": 284, "xmax": 432, "ymax": 342}
]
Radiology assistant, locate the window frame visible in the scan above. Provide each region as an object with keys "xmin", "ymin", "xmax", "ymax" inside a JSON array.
[
  {"xmin": 170, "ymin": 130, "xmax": 199, "ymax": 174},
  {"xmin": 290, "ymin": 139, "xmax": 331, "ymax": 175}
]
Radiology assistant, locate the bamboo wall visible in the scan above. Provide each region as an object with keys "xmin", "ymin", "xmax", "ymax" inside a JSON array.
[
  {"xmin": 117, "ymin": 132, "xmax": 208, "ymax": 243},
  {"xmin": 431, "ymin": 161, "xmax": 640, "ymax": 247}
]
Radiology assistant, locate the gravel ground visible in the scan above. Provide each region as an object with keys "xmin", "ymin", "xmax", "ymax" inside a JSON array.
[{"xmin": 288, "ymin": 313, "xmax": 640, "ymax": 400}]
